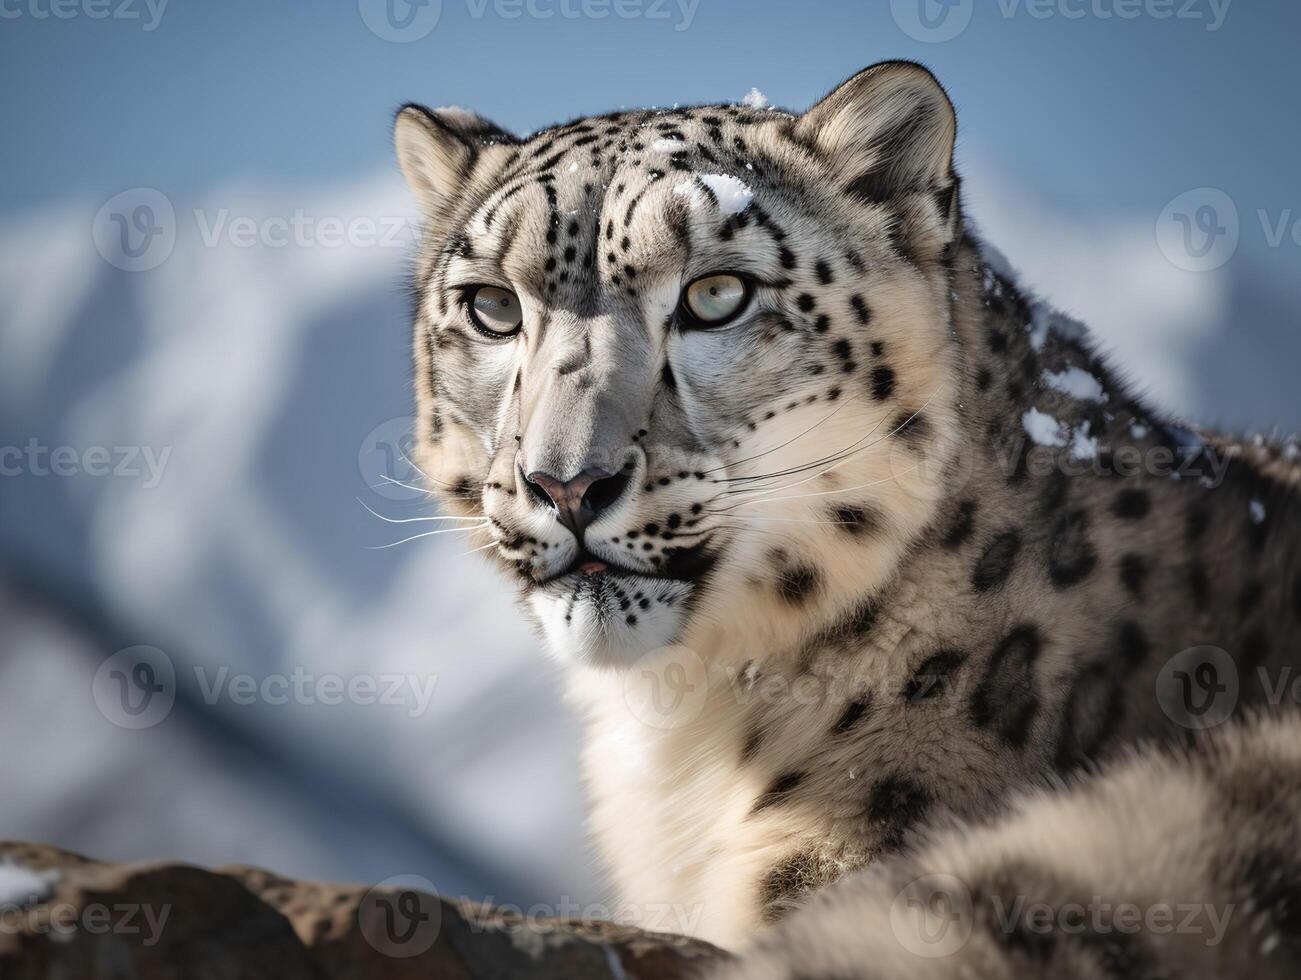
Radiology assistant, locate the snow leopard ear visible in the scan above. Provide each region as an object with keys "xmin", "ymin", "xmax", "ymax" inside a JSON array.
[
  {"xmin": 394, "ymin": 104, "xmax": 517, "ymax": 219},
  {"xmin": 797, "ymin": 61, "xmax": 957, "ymax": 208}
]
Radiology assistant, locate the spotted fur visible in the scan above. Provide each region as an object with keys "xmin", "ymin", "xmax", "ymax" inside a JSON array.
[
  {"xmin": 394, "ymin": 61, "xmax": 1301, "ymax": 962},
  {"xmin": 713, "ymin": 713, "xmax": 1301, "ymax": 979}
]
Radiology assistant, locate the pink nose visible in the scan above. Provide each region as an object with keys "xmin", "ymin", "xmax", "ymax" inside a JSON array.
[{"xmin": 526, "ymin": 467, "xmax": 628, "ymax": 538}]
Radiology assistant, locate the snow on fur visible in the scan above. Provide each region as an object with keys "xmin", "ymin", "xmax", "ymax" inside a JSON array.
[
  {"xmin": 1022, "ymin": 408, "xmax": 1069, "ymax": 448},
  {"xmin": 1042, "ymin": 366, "xmax": 1108, "ymax": 403},
  {"xmin": 674, "ymin": 174, "xmax": 753, "ymax": 216}
]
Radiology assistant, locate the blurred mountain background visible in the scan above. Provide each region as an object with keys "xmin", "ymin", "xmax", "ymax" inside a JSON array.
[{"xmin": 1, "ymin": 0, "xmax": 1297, "ymax": 907}]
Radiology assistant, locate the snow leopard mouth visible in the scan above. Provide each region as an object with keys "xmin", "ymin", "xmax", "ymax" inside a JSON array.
[
  {"xmin": 548, "ymin": 548, "xmax": 647, "ymax": 584},
  {"xmin": 537, "ymin": 539, "xmax": 717, "ymax": 587}
]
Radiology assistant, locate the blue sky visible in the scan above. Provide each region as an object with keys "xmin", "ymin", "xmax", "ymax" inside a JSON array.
[{"xmin": 3, "ymin": 1, "xmax": 1298, "ymax": 264}]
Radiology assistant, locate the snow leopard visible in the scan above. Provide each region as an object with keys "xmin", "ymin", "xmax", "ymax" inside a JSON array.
[{"xmin": 393, "ymin": 60, "xmax": 1301, "ymax": 975}]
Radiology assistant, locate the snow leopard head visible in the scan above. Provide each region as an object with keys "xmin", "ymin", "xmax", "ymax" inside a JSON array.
[{"xmin": 396, "ymin": 61, "xmax": 965, "ymax": 669}]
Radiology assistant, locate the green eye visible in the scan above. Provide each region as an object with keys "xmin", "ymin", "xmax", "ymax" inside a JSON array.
[
  {"xmin": 682, "ymin": 273, "xmax": 750, "ymax": 328},
  {"xmin": 467, "ymin": 286, "xmax": 523, "ymax": 336}
]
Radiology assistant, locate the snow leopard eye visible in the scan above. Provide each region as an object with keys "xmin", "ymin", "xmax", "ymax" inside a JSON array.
[
  {"xmin": 681, "ymin": 273, "xmax": 751, "ymax": 328},
  {"xmin": 466, "ymin": 286, "xmax": 523, "ymax": 337}
]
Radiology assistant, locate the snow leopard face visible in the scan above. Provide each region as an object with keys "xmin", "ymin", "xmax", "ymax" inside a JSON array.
[{"xmin": 397, "ymin": 63, "xmax": 966, "ymax": 668}]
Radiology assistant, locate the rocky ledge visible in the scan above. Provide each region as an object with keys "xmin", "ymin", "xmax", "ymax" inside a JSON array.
[{"xmin": 0, "ymin": 842, "xmax": 729, "ymax": 979}]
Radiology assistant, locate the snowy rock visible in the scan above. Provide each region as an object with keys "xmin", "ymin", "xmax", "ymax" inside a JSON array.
[
  {"xmin": 0, "ymin": 842, "xmax": 728, "ymax": 979},
  {"xmin": 0, "ymin": 861, "xmax": 58, "ymax": 907}
]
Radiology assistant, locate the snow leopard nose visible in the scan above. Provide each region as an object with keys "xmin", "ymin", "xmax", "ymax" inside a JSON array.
[{"xmin": 525, "ymin": 467, "xmax": 631, "ymax": 539}]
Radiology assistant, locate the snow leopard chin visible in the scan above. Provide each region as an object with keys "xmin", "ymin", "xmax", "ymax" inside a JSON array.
[{"xmin": 528, "ymin": 571, "xmax": 693, "ymax": 670}]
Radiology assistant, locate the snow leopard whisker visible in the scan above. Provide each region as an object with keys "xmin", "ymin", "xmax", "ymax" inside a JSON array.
[
  {"xmin": 729, "ymin": 460, "xmax": 924, "ymax": 511},
  {"xmin": 712, "ymin": 390, "xmax": 939, "ymax": 510},
  {"xmin": 456, "ymin": 539, "xmax": 502, "ymax": 558},
  {"xmin": 701, "ymin": 401, "xmax": 849, "ymax": 477},
  {"xmin": 399, "ymin": 449, "xmax": 472, "ymax": 492},
  {"xmin": 366, "ymin": 525, "xmax": 492, "ymax": 550},
  {"xmin": 710, "ymin": 515, "xmax": 862, "ymax": 526},
  {"xmin": 358, "ymin": 498, "xmax": 489, "ymax": 525},
  {"xmin": 712, "ymin": 413, "xmax": 889, "ymax": 491},
  {"xmin": 724, "ymin": 392, "xmax": 941, "ymax": 502},
  {"xmin": 372, "ymin": 475, "xmax": 440, "ymax": 496},
  {"xmin": 713, "ymin": 389, "xmax": 931, "ymax": 490}
]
